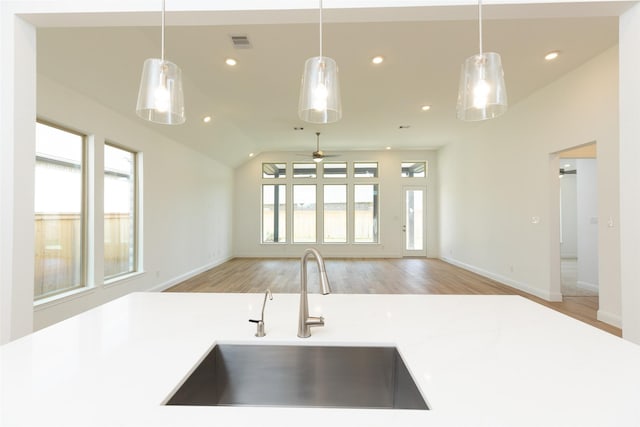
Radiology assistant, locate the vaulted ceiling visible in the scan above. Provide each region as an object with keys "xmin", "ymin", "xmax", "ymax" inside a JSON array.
[{"xmin": 35, "ymin": 3, "xmax": 620, "ymax": 167}]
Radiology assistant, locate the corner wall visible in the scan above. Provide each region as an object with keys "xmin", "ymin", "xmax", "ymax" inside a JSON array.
[{"xmin": 438, "ymin": 46, "xmax": 620, "ymax": 322}]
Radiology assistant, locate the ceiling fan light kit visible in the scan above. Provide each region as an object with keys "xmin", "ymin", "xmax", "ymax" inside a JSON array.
[
  {"xmin": 136, "ymin": 0, "xmax": 186, "ymax": 125},
  {"xmin": 456, "ymin": 0, "xmax": 508, "ymax": 121},
  {"xmin": 298, "ymin": 132, "xmax": 339, "ymax": 162}
]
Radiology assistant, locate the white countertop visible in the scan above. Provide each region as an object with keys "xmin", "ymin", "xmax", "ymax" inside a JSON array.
[{"xmin": 1, "ymin": 292, "xmax": 639, "ymax": 426}]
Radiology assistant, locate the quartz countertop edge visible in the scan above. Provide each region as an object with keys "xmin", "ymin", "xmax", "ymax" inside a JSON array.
[{"xmin": 1, "ymin": 292, "xmax": 639, "ymax": 427}]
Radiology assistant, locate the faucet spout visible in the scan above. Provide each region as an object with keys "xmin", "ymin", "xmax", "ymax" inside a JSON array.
[{"xmin": 298, "ymin": 248, "xmax": 332, "ymax": 338}]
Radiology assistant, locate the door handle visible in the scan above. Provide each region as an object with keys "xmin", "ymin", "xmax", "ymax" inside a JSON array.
[{"xmin": 402, "ymin": 225, "xmax": 406, "ymax": 232}]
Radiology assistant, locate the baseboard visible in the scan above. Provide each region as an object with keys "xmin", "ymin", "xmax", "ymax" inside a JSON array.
[
  {"xmin": 440, "ymin": 256, "xmax": 563, "ymax": 302},
  {"xmin": 148, "ymin": 256, "xmax": 233, "ymax": 292},
  {"xmin": 597, "ymin": 310, "xmax": 622, "ymax": 328},
  {"xmin": 577, "ymin": 280, "xmax": 599, "ymax": 293}
]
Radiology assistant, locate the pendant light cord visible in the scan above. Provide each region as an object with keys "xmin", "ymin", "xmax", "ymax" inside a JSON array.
[
  {"xmin": 161, "ymin": 0, "xmax": 166, "ymax": 62},
  {"xmin": 478, "ymin": 0, "xmax": 483, "ymax": 55},
  {"xmin": 319, "ymin": 0, "xmax": 323, "ymax": 58}
]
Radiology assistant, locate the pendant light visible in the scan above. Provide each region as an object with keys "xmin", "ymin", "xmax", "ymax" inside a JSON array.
[
  {"xmin": 456, "ymin": 0, "xmax": 507, "ymax": 121},
  {"xmin": 136, "ymin": 0, "xmax": 185, "ymax": 125},
  {"xmin": 298, "ymin": 0, "xmax": 342, "ymax": 124}
]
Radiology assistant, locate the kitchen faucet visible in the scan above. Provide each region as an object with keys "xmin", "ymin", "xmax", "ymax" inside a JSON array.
[
  {"xmin": 298, "ymin": 248, "xmax": 332, "ymax": 338},
  {"xmin": 249, "ymin": 289, "xmax": 272, "ymax": 337}
]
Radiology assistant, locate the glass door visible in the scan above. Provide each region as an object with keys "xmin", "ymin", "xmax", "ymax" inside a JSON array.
[{"xmin": 403, "ymin": 187, "xmax": 426, "ymax": 257}]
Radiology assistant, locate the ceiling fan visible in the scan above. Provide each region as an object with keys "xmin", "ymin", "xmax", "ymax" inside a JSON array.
[{"xmin": 300, "ymin": 132, "xmax": 339, "ymax": 163}]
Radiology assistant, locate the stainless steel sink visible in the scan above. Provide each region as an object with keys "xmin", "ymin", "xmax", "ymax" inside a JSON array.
[{"xmin": 165, "ymin": 344, "xmax": 429, "ymax": 410}]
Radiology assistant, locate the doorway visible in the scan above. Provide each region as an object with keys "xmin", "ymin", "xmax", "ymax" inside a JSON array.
[
  {"xmin": 555, "ymin": 143, "xmax": 599, "ymax": 298},
  {"xmin": 402, "ymin": 186, "xmax": 427, "ymax": 257}
]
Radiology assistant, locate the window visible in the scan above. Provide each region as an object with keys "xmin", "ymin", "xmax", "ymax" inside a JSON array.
[
  {"xmin": 293, "ymin": 185, "xmax": 316, "ymax": 243},
  {"xmin": 354, "ymin": 162, "xmax": 378, "ymax": 178},
  {"xmin": 401, "ymin": 162, "xmax": 427, "ymax": 178},
  {"xmin": 323, "ymin": 162, "xmax": 347, "ymax": 178},
  {"xmin": 34, "ymin": 122, "xmax": 85, "ymax": 299},
  {"xmin": 104, "ymin": 144, "xmax": 137, "ymax": 279},
  {"xmin": 354, "ymin": 184, "xmax": 379, "ymax": 243},
  {"xmin": 260, "ymin": 160, "xmax": 382, "ymax": 246},
  {"xmin": 293, "ymin": 162, "xmax": 317, "ymax": 178},
  {"xmin": 323, "ymin": 185, "xmax": 347, "ymax": 243},
  {"xmin": 262, "ymin": 184, "xmax": 286, "ymax": 243},
  {"xmin": 263, "ymin": 163, "xmax": 286, "ymax": 179}
]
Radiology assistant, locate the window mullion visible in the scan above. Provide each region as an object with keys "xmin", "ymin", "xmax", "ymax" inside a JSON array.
[{"xmin": 87, "ymin": 134, "xmax": 105, "ymax": 288}]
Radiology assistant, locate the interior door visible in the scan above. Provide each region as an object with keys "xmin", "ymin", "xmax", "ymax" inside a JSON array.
[{"xmin": 402, "ymin": 186, "xmax": 427, "ymax": 257}]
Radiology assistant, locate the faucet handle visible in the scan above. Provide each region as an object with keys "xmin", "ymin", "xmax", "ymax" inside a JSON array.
[
  {"xmin": 305, "ymin": 316, "xmax": 325, "ymax": 327},
  {"xmin": 249, "ymin": 319, "xmax": 266, "ymax": 337}
]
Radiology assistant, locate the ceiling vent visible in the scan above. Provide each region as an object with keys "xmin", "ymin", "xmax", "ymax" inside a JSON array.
[{"xmin": 230, "ymin": 35, "xmax": 252, "ymax": 49}]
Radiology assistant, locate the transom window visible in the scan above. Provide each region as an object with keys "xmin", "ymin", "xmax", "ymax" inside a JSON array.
[
  {"xmin": 401, "ymin": 162, "xmax": 427, "ymax": 178},
  {"xmin": 354, "ymin": 162, "xmax": 378, "ymax": 178},
  {"xmin": 263, "ymin": 163, "xmax": 286, "ymax": 179},
  {"xmin": 293, "ymin": 162, "xmax": 317, "ymax": 178},
  {"xmin": 323, "ymin": 162, "xmax": 347, "ymax": 178}
]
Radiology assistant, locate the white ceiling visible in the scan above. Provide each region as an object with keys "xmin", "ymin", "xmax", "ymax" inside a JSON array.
[{"xmin": 35, "ymin": 5, "xmax": 619, "ymax": 167}]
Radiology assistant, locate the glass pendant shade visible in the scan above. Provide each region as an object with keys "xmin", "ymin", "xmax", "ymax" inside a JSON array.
[
  {"xmin": 136, "ymin": 58, "xmax": 185, "ymax": 125},
  {"xmin": 298, "ymin": 56, "xmax": 342, "ymax": 124},
  {"xmin": 456, "ymin": 53, "xmax": 507, "ymax": 121}
]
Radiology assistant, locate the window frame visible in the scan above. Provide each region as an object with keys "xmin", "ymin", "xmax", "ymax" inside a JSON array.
[
  {"xmin": 401, "ymin": 161, "xmax": 428, "ymax": 178},
  {"xmin": 262, "ymin": 162, "xmax": 287, "ymax": 179},
  {"xmin": 292, "ymin": 183, "xmax": 317, "ymax": 243},
  {"xmin": 103, "ymin": 141, "xmax": 139, "ymax": 281},
  {"xmin": 353, "ymin": 183, "xmax": 379, "ymax": 244},
  {"xmin": 34, "ymin": 119, "xmax": 88, "ymax": 301},
  {"xmin": 261, "ymin": 183, "xmax": 287, "ymax": 244},
  {"xmin": 323, "ymin": 184, "xmax": 348, "ymax": 244},
  {"xmin": 353, "ymin": 162, "xmax": 378, "ymax": 178},
  {"xmin": 258, "ymin": 160, "xmax": 383, "ymax": 246},
  {"xmin": 322, "ymin": 161, "xmax": 348, "ymax": 179},
  {"xmin": 292, "ymin": 162, "xmax": 318, "ymax": 179}
]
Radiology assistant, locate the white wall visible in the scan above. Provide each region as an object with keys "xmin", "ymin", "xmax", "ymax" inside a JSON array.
[
  {"xmin": 233, "ymin": 150, "xmax": 438, "ymax": 258},
  {"xmin": 576, "ymin": 159, "xmax": 598, "ymax": 290},
  {"xmin": 29, "ymin": 76, "xmax": 234, "ymax": 331},
  {"xmin": 620, "ymin": 3, "xmax": 640, "ymax": 343},
  {"xmin": 0, "ymin": 15, "xmax": 38, "ymax": 343},
  {"xmin": 560, "ymin": 174, "xmax": 577, "ymax": 258},
  {"xmin": 438, "ymin": 46, "xmax": 620, "ymax": 322}
]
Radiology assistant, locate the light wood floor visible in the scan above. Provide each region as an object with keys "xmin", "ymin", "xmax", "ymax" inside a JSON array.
[{"xmin": 166, "ymin": 257, "xmax": 621, "ymax": 337}]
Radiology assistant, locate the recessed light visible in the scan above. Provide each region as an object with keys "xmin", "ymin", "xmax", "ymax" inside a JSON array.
[
  {"xmin": 386, "ymin": 146, "xmax": 392, "ymax": 150},
  {"xmin": 225, "ymin": 58, "xmax": 238, "ymax": 66},
  {"xmin": 545, "ymin": 51, "xmax": 560, "ymax": 61},
  {"xmin": 421, "ymin": 105, "xmax": 431, "ymax": 111},
  {"xmin": 249, "ymin": 153, "xmax": 255, "ymax": 157},
  {"xmin": 203, "ymin": 116, "xmax": 212, "ymax": 123},
  {"xmin": 371, "ymin": 56, "xmax": 384, "ymax": 65}
]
